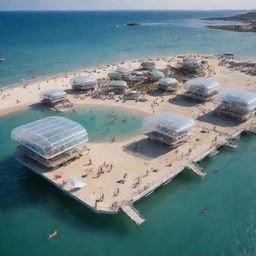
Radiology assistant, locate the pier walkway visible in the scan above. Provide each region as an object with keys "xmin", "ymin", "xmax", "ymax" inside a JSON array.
[
  {"xmin": 187, "ymin": 163, "xmax": 206, "ymax": 177},
  {"xmin": 121, "ymin": 204, "xmax": 145, "ymax": 225}
]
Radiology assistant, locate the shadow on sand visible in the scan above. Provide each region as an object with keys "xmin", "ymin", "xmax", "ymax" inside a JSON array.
[
  {"xmin": 123, "ymin": 138, "xmax": 172, "ymax": 160},
  {"xmin": 197, "ymin": 111, "xmax": 243, "ymax": 127},
  {"xmin": 168, "ymin": 94, "xmax": 199, "ymax": 107}
]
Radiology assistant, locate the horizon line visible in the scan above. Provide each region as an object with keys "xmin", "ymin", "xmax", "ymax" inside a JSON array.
[{"xmin": 0, "ymin": 9, "xmax": 255, "ymax": 12}]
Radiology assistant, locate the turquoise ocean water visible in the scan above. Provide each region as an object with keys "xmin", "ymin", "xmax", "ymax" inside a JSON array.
[
  {"xmin": 1, "ymin": 107, "xmax": 256, "ymax": 255},
  {"xmin": 1, "ymin": 10, "xmax": 256, "ymax": 256},
  {"xmin": 1, "ymin": 10, "xmax": 256, "ymax": 87}
]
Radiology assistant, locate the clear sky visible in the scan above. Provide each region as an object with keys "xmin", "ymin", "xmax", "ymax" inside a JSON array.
[{"xmin": 0, "ymin": 0, "xmax": 255, "ymax": 11}]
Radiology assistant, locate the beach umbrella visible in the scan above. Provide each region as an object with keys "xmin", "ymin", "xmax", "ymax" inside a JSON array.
[{"xmin": 67, "ymin": 178, "xmax": 86, "ymax": 188}]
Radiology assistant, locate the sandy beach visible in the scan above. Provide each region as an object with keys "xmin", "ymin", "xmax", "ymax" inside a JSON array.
[
  {"xmin": 1, "ymin": 53, "xmax": 255, "ymax": 116},
  {"xmin": 5, "ymin": 53, "xmax": 256, "ymax": 223}
]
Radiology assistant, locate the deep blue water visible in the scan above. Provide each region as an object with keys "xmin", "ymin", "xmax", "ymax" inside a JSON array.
[{"xmin": 1, "ymin": 10, "xmax": 256, "ymax": 86}]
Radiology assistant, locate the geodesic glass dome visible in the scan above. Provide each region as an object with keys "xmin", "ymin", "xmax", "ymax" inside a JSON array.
[
  {"xmin": 143, "ymin": 112, "xmax": 195, "ymax": 137},
  {"xmin": 11, "ymin": 116, "xmax": 89, "ymax": 159}
]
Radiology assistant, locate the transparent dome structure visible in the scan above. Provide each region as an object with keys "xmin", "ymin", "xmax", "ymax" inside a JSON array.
[
  {"xmin": 143, "ymin": 112, "xmax": 195, "ymax": 137},
  {"xmin": 183, "ymin": 58, "xmax": 202, "ymax": 65},
  {"xmin": 159, "ymin": 78, "xmax": 178, "ymax": 86},
  {"xmin": 218, "ymin": 88, "xmax": 256, "ymax": 110},
  {"xmin": 71, "ymin": 76, "xmax": 97, "ymax": 90},
  {"xmin": 40, "ymin": 89, "xmax": 66, "ymax": 100},
  {"xmin": 109, "ymin": 80, "xmax": 128, "ymax": 88},
  {"xmin": 149, "ymin": 70, "xmax": 165, "ymax": 81},
  {"xmin": 115, "ymin": 67, "xmax": 131, "ymax": 74},
  {"xmin": 184, "ymin": 78, "xmax": 220, "ymax": 93},
  {"xmin": 108, "ymin": 71, "xmax": 123, "ymax": 80},
  {"xmin": 11, "ymin": 116, "xmax": 89, "ymax": 159}
]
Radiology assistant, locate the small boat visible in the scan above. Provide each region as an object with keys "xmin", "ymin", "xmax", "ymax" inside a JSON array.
[
  {"xmin": 126, "ymin": 22, "xmax": 140, "ymax": 26},
  {"xmin": 48, "ymin": 230, "xmax": 58, "ymax": 239},
  {"xmin": 0, "ymin": 58, "xmax": 5, "ymax": 62}
]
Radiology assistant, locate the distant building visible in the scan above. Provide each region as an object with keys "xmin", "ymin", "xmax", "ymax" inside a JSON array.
[
  {"xmin": 216, "ymin": 88, "xmax": 256, "ymax": 121},
  {"xmin": 108, "ymin": 80, "xmax": 128, "ymax": 94},
  {"xmin": 143, "ymin": 112, "xmax": 195, "ymax": 147},
  {"xmin": 148, "ymin": 70, "xmax": 165, "ymax": 82},
  {"xmin": 71, "ymin": 76, "xmax": 97, "ymax": 91},
  {"xmin": 108, "ymin": 67, "xmax": 131, "ymax": 80},
  {"xmin": 158, "ymin": 78, "xmax": 179, "ymax": 92},
  {"xmin": 11, "ymin": 116, "xmax": 89, "ymax": 169},
  {"xmin": 184, "ymin": 78, "xmax": 220, "ymax": 102},
  {"xmin": 183, "ymin": 58, "xmax": 202, "ymax": 66},
  {"xmin": 40, "ymin": 89, "xmax": 72, "ymax": 110},
  {"xmin": 180, "ymin": 58, "xmax": 204, "ymax": 76},
  {"xmin": 140, "ymin": 61, "xmax": 155, "ymax": 70}
]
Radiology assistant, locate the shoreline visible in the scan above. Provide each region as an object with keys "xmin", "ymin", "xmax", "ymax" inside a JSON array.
[
  {"xmin": 1, "ymin": 52, "xmax": 256, "ymax": 117},
  {"xmin": 5, "ymin": 52, "xmax": 256, "ymax": 224},
  {"xmin": 2, "ymin": 52, "xmax": 256, "ymax": 92}
]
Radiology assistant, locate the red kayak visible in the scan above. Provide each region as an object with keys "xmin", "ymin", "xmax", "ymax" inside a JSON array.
[{"xmin": 48, "ymin": 230, "xmax": 58, "ymax": 239}]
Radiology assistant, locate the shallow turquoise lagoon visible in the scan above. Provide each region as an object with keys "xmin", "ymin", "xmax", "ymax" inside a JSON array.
[{"xmin": 1, "ymin": 107, "xmax": 256, "ymax": 255}]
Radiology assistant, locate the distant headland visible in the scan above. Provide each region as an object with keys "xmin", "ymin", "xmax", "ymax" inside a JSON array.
[{"xmin": 202, "ymin": 11, "xmax": 256, "ymax": 32}]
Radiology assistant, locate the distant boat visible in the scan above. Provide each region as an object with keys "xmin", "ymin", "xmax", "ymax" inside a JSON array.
[
  {"xmin": 0, "ymin": 58, "xmax": 5, "ymax": 62},
  {"xmin": 126, "ymin": 22, "xmax": 141, "ymax": 26}
]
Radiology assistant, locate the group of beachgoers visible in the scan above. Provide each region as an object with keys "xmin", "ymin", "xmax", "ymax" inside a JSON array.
[{"xmin": 63, "ymin": 155, "xmax": 163, "ymax": 210}]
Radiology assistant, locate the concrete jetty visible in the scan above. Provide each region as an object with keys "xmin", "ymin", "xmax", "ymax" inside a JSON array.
[
  {"xmin": 187, "ymin": 163, "xmax": 206, "ymax": 177},
  {"xmin": 121, "ymin": 204, "xmax": 145, "ymax": 225}
]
